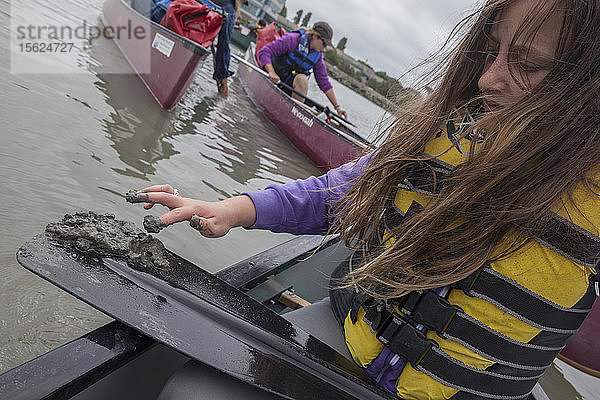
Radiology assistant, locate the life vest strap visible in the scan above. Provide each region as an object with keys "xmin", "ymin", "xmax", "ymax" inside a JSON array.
[
  {"xmin": 397, "ymin": 155, "xmax": 600, "ymax": 268},
  {"xmin": 389, "ymin": 291, "xmax": 564, "ymax": 369},
  {"xmin": 382, "ymin": 201, "xmax": 424, "ymax": 232},
  {"xmin": 536, "ymin": 213, "xmax": 600, "ymax": 268},
  {"xmin": 417, "ymin": 347, "xmax": 543, "ymax": 399},
  {"xmin": 453, "ymin": 266, "xmax": 594, "ymax": 332},
  {"xmin": 372, "ymin": 305, "xmax": 543, "ymax": 399},
  {"xmin": 375, "ymin": 312, "xmax": 438, "ymax": 367},
  {"xmin": 392, "ymin": 290, "xmax": 462, "ymax": 334},
  {"xmin": 401, "ymin": 158, "xmax": 453, "ymax": 196},
  {"xmin": 283, "ymin": 50, "xmax": 318, "ymax": 71}
]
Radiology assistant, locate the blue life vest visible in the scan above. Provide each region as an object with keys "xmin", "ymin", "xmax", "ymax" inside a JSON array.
[
  {"xmin": 273, "ymin": 30, "xmax": 322, "ymax": 84},
  {"xmin": 150, "ymin": 0, "xmax": 172, "ymax": 23}
]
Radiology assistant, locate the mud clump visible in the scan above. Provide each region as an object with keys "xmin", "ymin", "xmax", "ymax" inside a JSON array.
[
  {"xmin": 126, "ymin": 191, "xmax": 168, "ymax": 233},
  {"xmin": 45, "ymin": 211, "xmax": 170, "ymax": 269},
  {"xmin": 190, "ymin": 215, "xmax": 204, "ymax": 232},
  {"xmin": 143, "ymin": 215, "xmax": 168, "ymax": 233},
  {"xmin": 125, "ymin": 190, "xmax": 150, "ymax": 204}
]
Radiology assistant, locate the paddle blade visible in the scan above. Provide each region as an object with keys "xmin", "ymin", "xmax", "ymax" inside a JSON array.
[{"xmin": 17, "ymin": 233, "xmax": 389, "ymax": 399}]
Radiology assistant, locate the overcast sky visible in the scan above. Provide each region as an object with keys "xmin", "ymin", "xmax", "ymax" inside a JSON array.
[{"xmin": 284, "ymin": 0, "xmax": 482, "ymax": 84}]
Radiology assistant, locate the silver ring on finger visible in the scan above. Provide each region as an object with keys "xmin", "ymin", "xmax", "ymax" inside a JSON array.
[{"xmin": 173, "ymin": 188, "xmax": 180, "ymax": 197}]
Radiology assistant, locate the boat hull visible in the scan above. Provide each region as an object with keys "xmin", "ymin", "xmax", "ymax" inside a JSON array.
[
  {"xmin": 101, "ymin": 0, "xmax": 210, "ymax": 110},
  {"xmin": 238, "ymin": 47, "xmax": 367, "ymax": 172},
  {"xmin": 558, "ymin": 298, "xmax": 600, "ymax": 377}
]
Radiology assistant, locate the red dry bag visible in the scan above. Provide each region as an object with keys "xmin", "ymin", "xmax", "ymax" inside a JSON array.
[
  {"xmin": 255, "ymin": 22, "xmax": 287, "ymax": 65},
  {"xmin": 160, "ymin": 0, "xmax": 223, "ymax": 48}
]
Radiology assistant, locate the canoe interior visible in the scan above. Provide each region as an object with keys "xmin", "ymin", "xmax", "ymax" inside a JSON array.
[{"xmin": 231, "ymin": 28, "xmax": 254, "ymax": 50}]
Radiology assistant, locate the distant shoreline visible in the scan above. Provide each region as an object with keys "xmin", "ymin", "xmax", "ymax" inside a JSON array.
[{"xmin": 325, "ymin": 63, "xmax": 396, "ymax": 112}]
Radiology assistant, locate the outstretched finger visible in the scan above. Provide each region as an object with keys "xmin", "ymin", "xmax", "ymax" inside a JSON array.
[
  {"xmin": 160, "ymin": 208, "xmax": 188, "ymax": 226},
  {"xmin": 144, "ymin": 192, "xmax": 184, "ymax": 209},
  {"xmin": 141, "ymin": 184, "xmax": 175, "ymax": 194},
  {"xmin": 190, "ymin": 215, "xmax": 215, "ymax": 237},
  {"xmin": 125, "ymin": 190, "xmax": 151, "ymax": 204}
]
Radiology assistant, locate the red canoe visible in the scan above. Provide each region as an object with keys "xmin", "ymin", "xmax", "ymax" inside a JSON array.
[
  {"xmin": 559, "ymin": 296, "xmax": 600, "ymax": 377},
  {"xmin": 101, "ymin": 0, "xmax": 211, "ymax": 110},
  {"xmin": 238, "ymin": 44, "xmax": 371, "ymax": 172}
]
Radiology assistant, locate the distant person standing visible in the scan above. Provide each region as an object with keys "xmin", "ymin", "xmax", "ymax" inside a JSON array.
[
  {"xmin": 258, "ymin": 21, "xmax": 348, "ymax": 119},
  {"xmin": 207, "ymin": 0, "xmax": 246, "ymax": 98},
  {"xmin": 248, "ymin": 18, "xmax": 267, "ymax": 40}
]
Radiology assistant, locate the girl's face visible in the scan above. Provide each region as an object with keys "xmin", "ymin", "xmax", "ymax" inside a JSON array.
[{"xmin": 478, "ymin": 0, "xmax": 562, "ymax": 112}]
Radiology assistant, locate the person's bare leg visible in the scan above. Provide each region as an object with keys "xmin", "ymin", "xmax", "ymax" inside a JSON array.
[
  {"xmin": 291, "ymin": 74, "xmax": 308, "ymax": 102},
  {"xmin": 218, "ymin": 78, "xmax": 228, "ymax": 98}
]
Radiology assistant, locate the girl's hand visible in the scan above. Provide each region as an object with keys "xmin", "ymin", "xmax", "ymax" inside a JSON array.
[{"xmin": 129, "ymin": 185, "xmax": 256, "ymax": 238}]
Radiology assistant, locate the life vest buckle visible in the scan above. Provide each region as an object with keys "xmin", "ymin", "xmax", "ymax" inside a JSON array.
[
  {"xmin": 349, "ymin": 291, "xmax": 371, "ymax": 324},
  {"xmin": 398, "ymin": 290, "xmax": 423, "ymax": 315},
  {"xmin": 376, "ymin": 314, "xmax": 439, "ymax": 368},
  {"xmin": 411, "ymin": 291, "xmax": 463, "ymax": 335},
  {"xmin": 363, "ymin": 299, "xmax": 389, "ymax": 332}
]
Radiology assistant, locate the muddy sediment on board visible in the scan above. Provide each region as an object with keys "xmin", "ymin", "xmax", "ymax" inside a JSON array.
[{"xmin": 45, "ymin": 211, "xmax": 169, "ymax": 269}]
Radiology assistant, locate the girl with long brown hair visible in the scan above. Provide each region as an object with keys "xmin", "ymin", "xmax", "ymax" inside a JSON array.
[{"xmin": 134, "ymin": 0, "xmax": 600, "ymax": 398}]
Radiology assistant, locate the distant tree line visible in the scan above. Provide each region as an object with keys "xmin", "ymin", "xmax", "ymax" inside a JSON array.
[
  {"xmin": 323, "ymin": 48, "xmax": 362, "ymax": 79},
  {"xmin": 323, "ymin": 49, "xmax": 403, "ymax": 98},
  {"xmin": 368, "ymin": 71, "xmax": 404, "ymax": 98},
  {"xmin": 288, "ymin": 8, "xmax": 404, "ymax": 99},
  {"xmin": 293, "ymin": 9, "xmax": 303, "ymax": 25},
  {"xmin": 291, "ymin": 9, "xmax": 348, "ymax": 51}
]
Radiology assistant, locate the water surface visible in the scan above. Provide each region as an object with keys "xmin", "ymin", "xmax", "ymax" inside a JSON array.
[
  {"xmin": 0, "ymin": 0, "xmax": 384, "ymax": 372},
  {"xmin": 1, "ymin": 1, "xmax": 598, "ymax": 398}
]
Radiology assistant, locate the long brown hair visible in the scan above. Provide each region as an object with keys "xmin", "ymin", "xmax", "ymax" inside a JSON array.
[{"xmin": 335, "ymin": 0, "xmax": 600, "ymax": 299}]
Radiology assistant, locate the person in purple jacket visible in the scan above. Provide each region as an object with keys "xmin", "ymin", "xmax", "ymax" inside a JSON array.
[{"xmin": 258, "ymin": 21, "xmax": 348, "ymax": 119}]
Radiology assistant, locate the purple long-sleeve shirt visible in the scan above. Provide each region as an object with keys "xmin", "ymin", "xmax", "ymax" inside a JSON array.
[
  {"xmin": 258, "ymin": 31, "xmax": 333, "ymax": 93},
  {"xmin": 243, "ymin": 155, "xmax": 370, "ymax": 234}
]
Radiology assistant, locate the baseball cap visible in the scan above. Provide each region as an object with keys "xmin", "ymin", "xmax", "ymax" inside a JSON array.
[{"xmin": 313, "ymin": 21, "xmax": 333, "ymax": 47}]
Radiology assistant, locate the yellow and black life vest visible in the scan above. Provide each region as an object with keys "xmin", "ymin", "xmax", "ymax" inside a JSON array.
[{"xmin": 330, "ymin": 108, "xmax": 600, "ymax": 399}]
